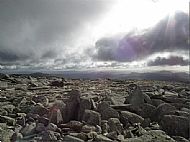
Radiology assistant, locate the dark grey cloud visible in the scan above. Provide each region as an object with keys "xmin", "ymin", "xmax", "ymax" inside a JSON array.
[
  {"xmin": 94, "ymin": 37, "xmax": 120, "ymax": 61},
  {"xmin": 93, "ymin": 11, "xmax": 189, "ymax": 62},
  {"xmin": 147, "ymin": 56, "xmax": 189, "ymax": 66},
  {"xmin": 0, "ymin": 0, "xmax": 114, "ymax": 64}
]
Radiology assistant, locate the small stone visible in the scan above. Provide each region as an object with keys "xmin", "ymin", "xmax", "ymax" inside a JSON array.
[
  {"xmin": 67, "ymin": 120, "xmax": 83, "ymax": 132},
  {"xmin": 42, "ymin": 130, "xmax": 57, "ymax": 141},
  {"xmin": 81, "ymin": 125, "xmax": 96, "ymax": 133},
  {"xmin": 108, "ymin": 118, "xmax": 123, "ymax": 134},
  {"xmin": 124, "ymin": 130, "xmax": 134, "ymax": 138},
  {"xmin": 101, "ymin": 120, "xmax": 109, "ymax": 134},
  {"xmin": 47, "ymin": 123, "xmax": 58, "ymax": 131},
  {"xmin": 87, "ymin": 131, "xmax": 98, "ymax": 139},
  {"xmin": 73, "ymin": 132, "xmax": 88, "ymax": 141},
  {"xmin": 32, "ymin": 95, "xmax": 49, "ymax": 106},
  {"xmin": 95, "ymin": 134, "xmax": 112, "ymax": 142},
  {"xmin": 150, "ymin": 123, "xmax": 160, "ymax": 130},
  {"xmin": 96, "ymin": 125, "xmax": 102, "ymax": 134},
  {"xmin": 181, "ymin": 107, "xmax": 190, "ymax": 114},
  {"xmin": 2, "ymin": 104, "xmax": 15, "ymax": 114},
  {"xmin": 30, "ymin": 103, "xmax": 48, "ymax": 116},
  {"xmin": 16, "ymin": 116, "xmax": 25, "ymax": 126},
  {"xmin": 143, "ymin": 94, "xmax": 152, "ymax": 104},
  {"xmin": 0, "ymin": 115, "xmax": 15, "ymax": 126},
  {"xmin": 38, "ymin": 116, "xmax": 49, "ymax": 126},
  {"xmin": 141, "ymin": 118, "xmax": 151, "ymax": 128},
  {"xmin": 36, "ymin": 123, "xmax": 45, "ymax": 132},
  {"xmin": 50, "ymin": 80, "xmax": 64, "ymax": 87},
  {"xmin": 0, "ymin": 108, "xmax": 8, "ymax": 116},
  {"xmin": 26, "ymin": 113, "xmax": 40, "ymax": 121},
  {"xmin": 106, "ymin": 131, "xmax": 118, "ymax": 140},
  {"xmin": 20, "ymin": 122, "xmax": 36, "ymax": 136},
  {"xmin": 11, "ymin": 132, "xmax": 23, "ymax": 142},
  {"xmin": 117, "ymin": 134, "xmax": 124, "ymax": 141},
  {"xmin": 14, "ymin": 125, "xmax": 23, "ymax": 133},
  {"xmin": 62, "ymin": 128, "xmax": 71, "ymax": 133},
  {"xmin": 172, "ymin": 136, "xmax": 189, "ymax": 142}
]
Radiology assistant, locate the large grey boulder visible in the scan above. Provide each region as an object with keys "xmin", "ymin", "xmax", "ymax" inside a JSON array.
[
  {"xmin": 160, "ymin": 115, "xmax": 190, "ymax": 138},
  {"xmin": 81, "ymin": 125, "xmax": 96, "ymax": 133},
  {"xmin": 49, "ymin": 108, "xmax": 63, "ymax": 125},
  {"xmin": 108, "ymin": 118, "xmax": 123, "ymax": 134},
  {"xmin": 49, "ymin": 80, "xmax": 64, "ymax": 87},
  {"xmin": 125, "ymin": 85, "xmax": 145, "ymax": 106},
  {"xmin": 36, "ymin": 123, "xmax": 46, "ymax": 132},
  {"xmin": 123, "ymin": 130, "xmax": 175, "ymax": 142},
  {"xmin": 113, "ymin": 103, "xmax": 156, "ymax": 119},
  {"xmin": 120, "ymin": 111, "xmax": 144, "ymax": 126},
  {"xmin": 42, "ymin": 130, "xmax": 57, "ymax": 141},
  {"xmin": 63, "ymin": 135, "xmax": 85, "ymax": 142},
  {"xmin": 138, "ymin": 103, "xmax": 156, "ymax": 118},
  {"xmin": 94, "ymin": 134, "xmax": 112, "ymax": 142},
  {"xmin": 64, "ymin": 90, "xmax": 80, "ymax": 122},
  {"xmin": 66, "ymin": 120, "xmax": 83, "ymax": 132},
  {"xmin": 32, "ymin": 95, "xmax": 49, "ymax": 106},
  {"xmin": 20, "ymin": 122, "xmax": 36, "ymax": 136},
  {"xmin": 82, "ymin": 109, "xmax": 101, "ymax": 126},
  {"xmin": 78, "ymin": 97, "xmax": 92, "ymax": 121},
  {"xmin": 1, "ymin": 104, "xmax": 15, "ymax": 114},
  {"xmin": 151, "ymin": 99, "xmax": 165, "ymax": 107},
  {"xmin": 30, "ymin": 103, "xmax": 48, "ymax": 116},
  {"xmin": 152, "ymin": 103, "xmax": 176, "ymax": 122},
  {"xmin": 97, "ymin": 102, "xmax": 119, "ymax": 120}
]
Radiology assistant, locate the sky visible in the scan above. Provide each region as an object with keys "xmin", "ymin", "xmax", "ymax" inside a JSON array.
[{"xmin": 0, "ymin": 0, "xmax": 189, "ymax": 72}]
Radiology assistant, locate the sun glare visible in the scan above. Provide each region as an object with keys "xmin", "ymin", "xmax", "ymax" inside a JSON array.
[{"xmin": 90, "ymin": 0, "xmax": 188, "ymax": 40}]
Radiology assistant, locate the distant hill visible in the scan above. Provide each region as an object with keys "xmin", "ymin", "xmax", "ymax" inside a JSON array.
[
  {"xmin": 39, "ymin": 70, "xmax": 190, "ymax": 83},
  {"xmin": 0, "ymin": 70, "xmax": 189, "ymax": 83}
]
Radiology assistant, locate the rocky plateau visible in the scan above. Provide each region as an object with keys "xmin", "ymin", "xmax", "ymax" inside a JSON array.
[{"xmin": 0, "ymin": 73, "xmax": 189, "ymax": 142}]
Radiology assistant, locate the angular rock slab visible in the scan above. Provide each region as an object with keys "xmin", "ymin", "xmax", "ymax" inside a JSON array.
[
  {"xmin": 78, "ymin": 97, "xmax": 92, "ymax": 121},
  {"xmin": 120, "ymin": 111, "xmax": 144, "ymax": 125},
  {"xmin": 82, "ymin": 109, "xmax": 101, "ymax": 126},
  {"xmin": 108, "ymin": 118, "xmax": 123, "ymax": 134},
  {"xmin": 64, "ymin": 90, "xmax": 80, "ymax": 122},
  {"xmin": 97, "ymin": 102, "xmax": 119, "ymax": 120},
  {"xmin": 124, "ymin": 130, "xmax": 175, "ymax": 142},
  {"xmin": 152, "ymin": 103, "xmax": 176, "ymax": 122},
  {"xmin": 125, "ymin": 85, "xmax": 145, "ymax": 106},
  {"xmin": 160, "ymin": 115, "xmax": 190, "ymax": 139}
]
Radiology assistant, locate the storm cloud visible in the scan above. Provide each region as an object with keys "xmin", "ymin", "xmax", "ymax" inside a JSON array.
[
  {"xmin": 93, "ymin": 12, "xmax": 189, "ymax": 62},
  {"xmin": 0, "ymin": 0, "xmax": 114, "ymax": 63},
  {"xmin": 0, "ymin": 0, "xmax": 189, "ymax": 70},
  {"xmin": 147, "ymin": 56, "xmax": 189, "ymax": 66}
]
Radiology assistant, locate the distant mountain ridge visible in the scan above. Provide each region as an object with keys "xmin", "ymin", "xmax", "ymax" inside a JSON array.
[{"xmin": 1, "ymin": 70, "xmax": 189, "ymax": 83}]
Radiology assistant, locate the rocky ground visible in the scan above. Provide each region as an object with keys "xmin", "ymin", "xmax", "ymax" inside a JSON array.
[{"xmin": 0, "ymin": 73, "xmax": 189, "ymax": 142}]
